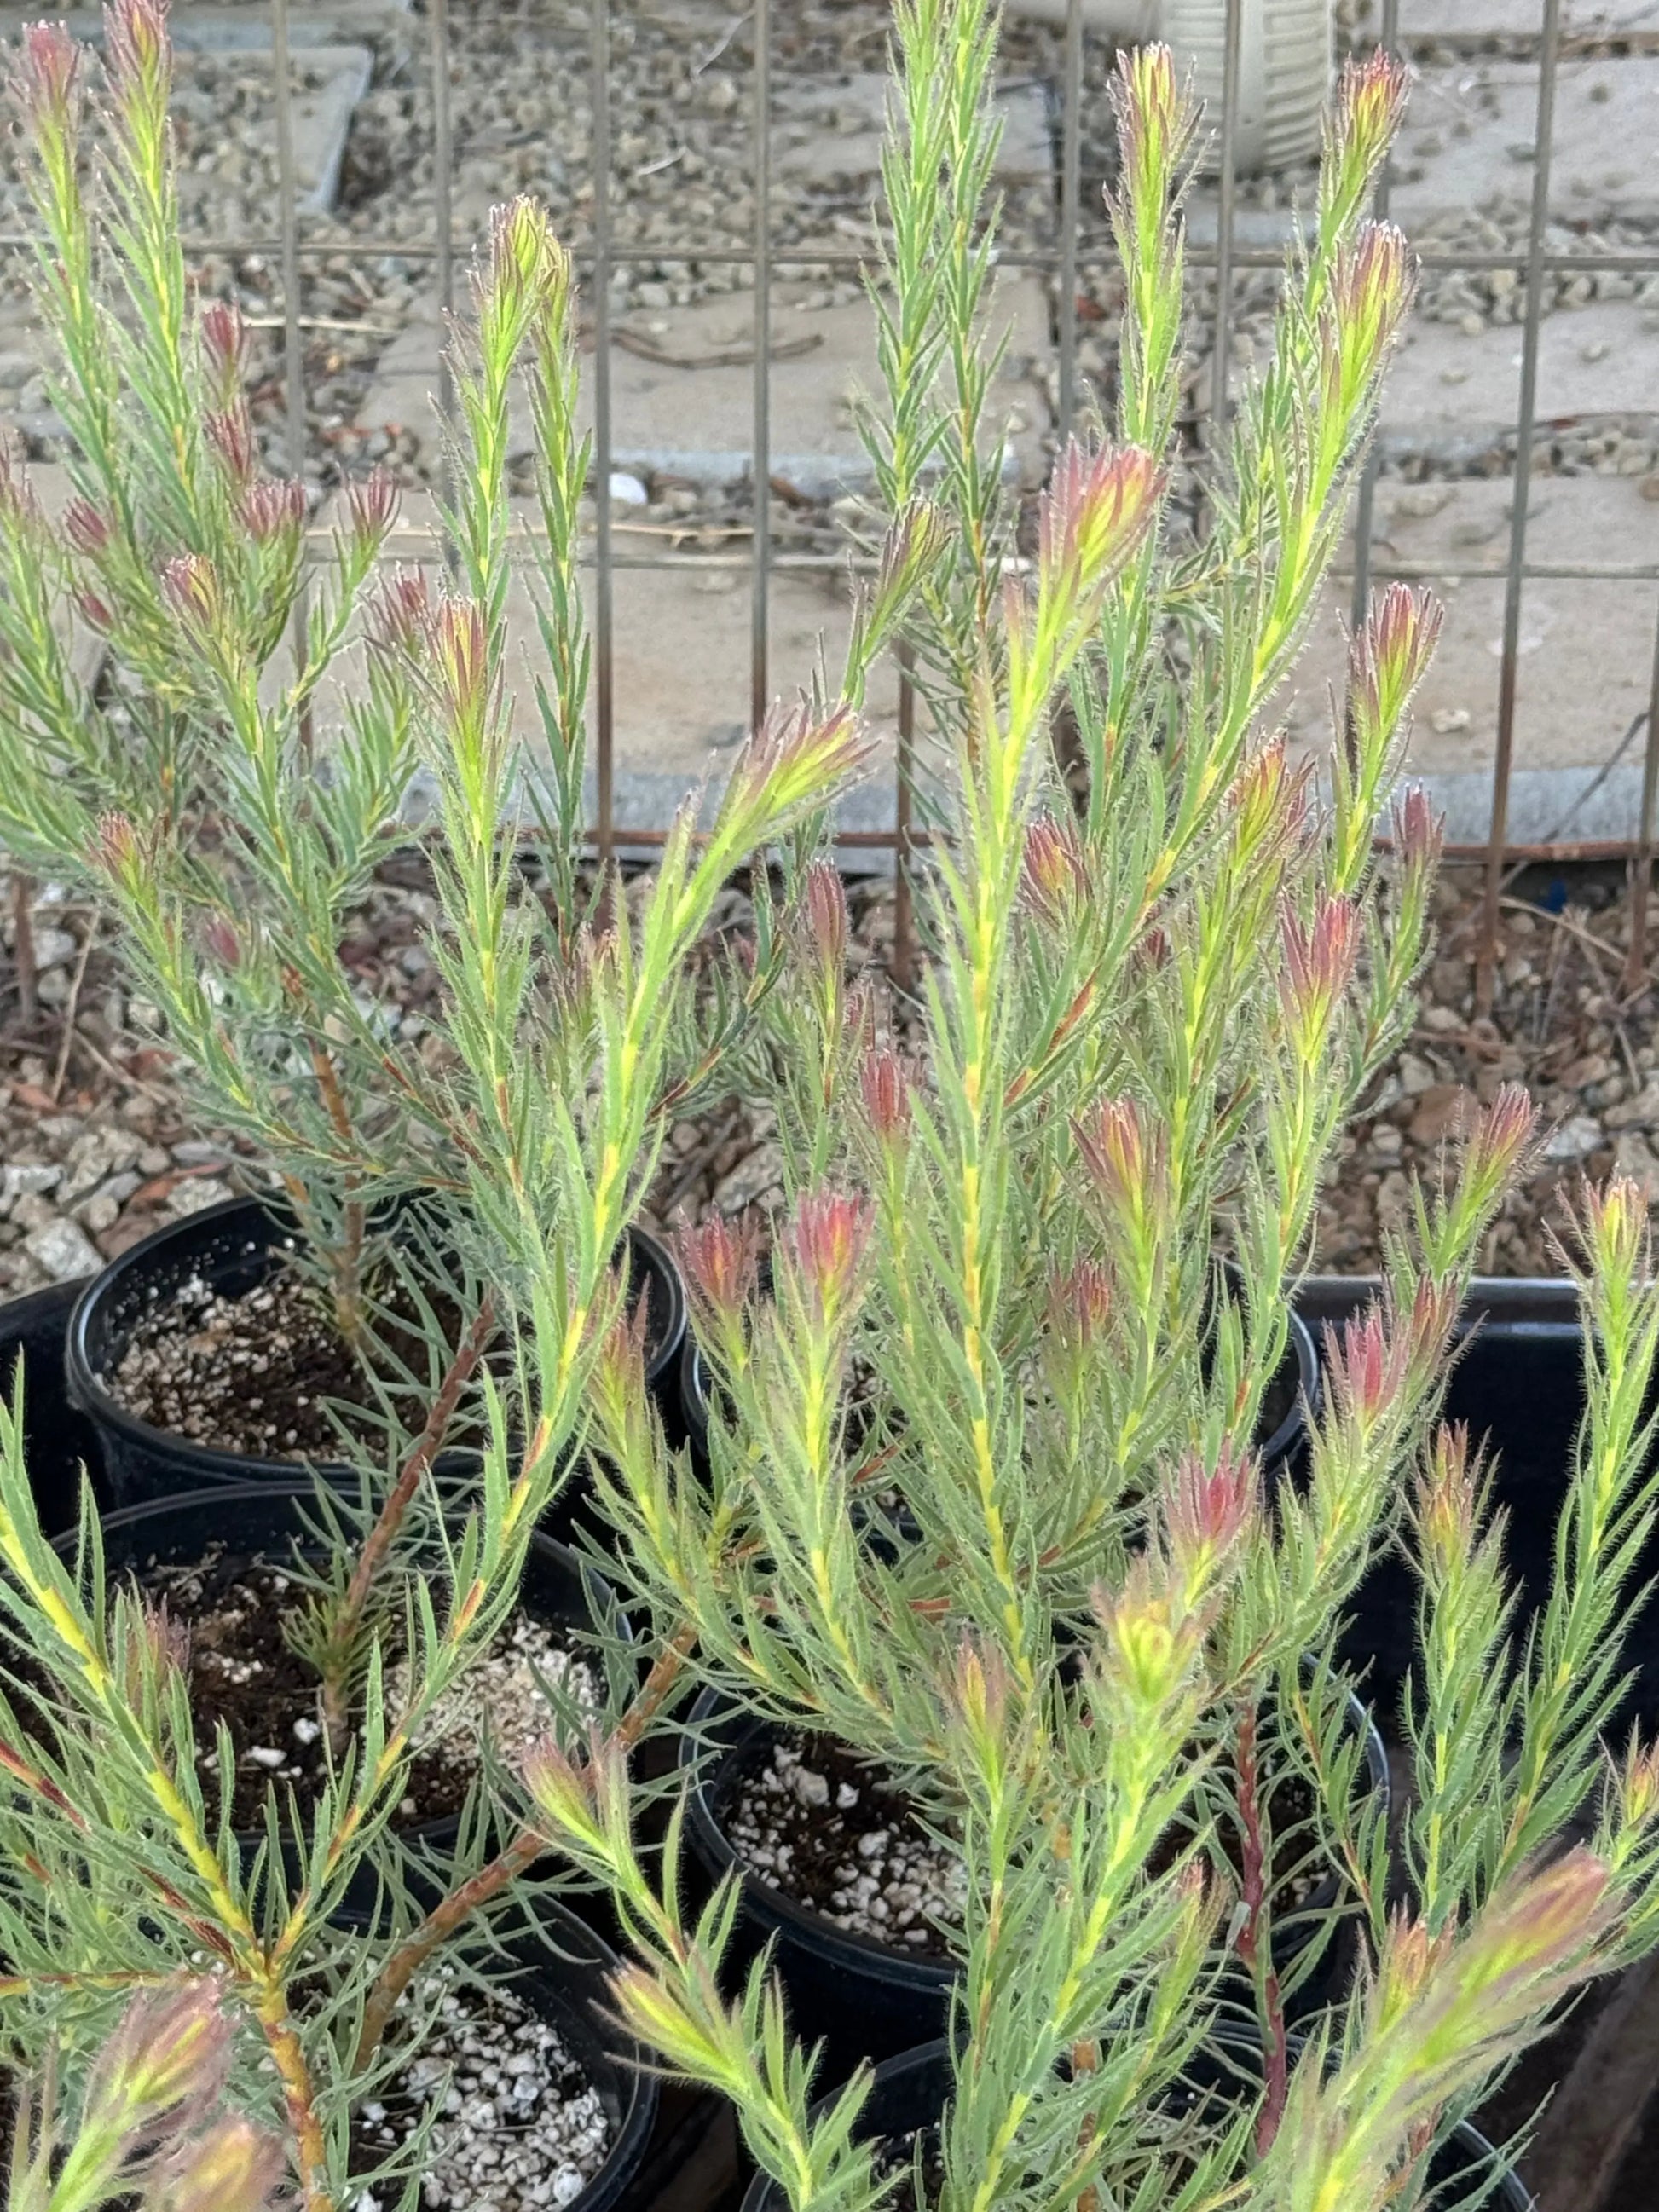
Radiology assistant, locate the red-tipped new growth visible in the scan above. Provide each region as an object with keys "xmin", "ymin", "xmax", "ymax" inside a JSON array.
[
  {"xmin": 12, "ymin": 20, "xmax": 79, "ymax": 130},
  {"xmin": 160, "ymin": 552, "xmax": 223, "ymax": 638},
  {"xmin": 1415, "ymin": 1424, "xmax": 1482, "ymax": 1571},
  {"xmin": 345, "ymin": 465, "xmax": 399, "ymax": 558},
  {"xmin": 1325, "ymin": 223, "xmax": 1415, "ymax": 424},
  {"xmin": 93, "ymin": 1975, "xmax": 235, "ymax": 2132},
  {"xmin": 239, "ymin": 477, "xmax": 307, "ymax": 550},
  {"xmin": 426, "ymin": 593, "xmax": 495, "ymax": 736},
  {"xmin": 200, "ymin": 912, "xmax": 241, "ymax": 970},
  {"xmin": 1580, "ymin": 1172, "xmax": 1649, "ymax": 1283},
  {"xmin": 1279, "ymin": 894, "xmax": 1360, "ymax": 1059},
  {"xmin": 1107, "ymin": 43, "xmax": 1191, "ymax": 219},
  {"xmin": 367, "ymin": 569, "xmax": 432, "ymax": 658},
  {"xmin": 676, "ymin": 1213, "xmax": 760, "ymax": 1363},
  {"xmin": 159, "ymin": 2117, "xmax": 285, "ymax": 2212},
  {"xmin": 1048, "ymin": 1256, "xmax": 1114, "ymax": 1349},
  {"xmin": 784, "ymin": 1188, "xmax": 873, "ymax": 1327},
  {"xmin": 1392, "ymin": 783, "xmax": 1443, "ymax": 887},
  {"xmin": 1228, "ymin": 735, "xmax": 1308, "ymax": 871},
  {"xmin": 206, "ymin": 408, "xmax": 257, "ymax": 486},
  {"xmin": 1349, "ymin": 584, "xmax": 1442, "ymax": 764},
  {"xmin": 1322, "ymin": 1305, "xmax": 1403, "ymax": 1435},
  {"xmin": 799, "ymin": 858, "xmax": 848, "ymax": 982},
  {"xmin": 1460, "ymin": 1083, "xmax": 1536, "ymax": 1215},
  {"xmin": 1327, "ymin": 49, "xmax": 1412, "ymax": 208},
  {"xmin": 1038, "ymin": 440, "xmax": 1164, "ymax": 611},
  {"xmin": 199, "ymin": 298, "xmax": 248, "ymax": 400},
  {"xmin": 1021, "ymin": 812, "xmax": 1090, "ymax": 926},
  {"xmin": 104, "ymin": 0, "xmax": 168, "ymax": 90},
  {"xmin": 62, "ymin": 497, "xmax": 112, "ymax": 557},
  {"xmin": 1165, "ymin": 1441, "xmax": 1260, "ymax": 1586},
  {"xmin": 860, "ymin": 1045, "xmax": 912, "ymax": 1149},
  {"xmin": 1076, "ymin": 1096, "xmax": 1168, "ymax": 1273},
  {"xmin": 727, "ymin": 698, "xmax": 870, "ymax": 825}
]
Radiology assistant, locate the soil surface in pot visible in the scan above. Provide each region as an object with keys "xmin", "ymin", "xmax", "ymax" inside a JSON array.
[
  {"xmin": 107, "ymin": 1262, "xmax": 486, "ymax": 1461},
  {"xmin": 350, "ymin": 1972, "xmax": 611, "ymax": 2212},
  {"xmin": 134, "ymin": 1544, "xmax": 597, "ymax": 1831},
  {"xmin": 725, "ymin": 1728, "xmax": 1332, "ymax": 1963},
  {"xmin": 723, "ymin": 1731, "xmax": 966, "ymax": 1958}
]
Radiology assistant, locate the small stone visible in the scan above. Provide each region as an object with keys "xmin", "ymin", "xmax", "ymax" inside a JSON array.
[
  {"xmin": 29, "ymin": 927, "xmax": 77, "ymax": 972},
  {"xmin": 1545, "ymin": 1114, "xmax": 1604, "ymax": 1164},
  {"xmin": 790, "ymin": 1764, "xmax": 831, "ymax": 1808},
  {"xmin": 1396, "ymin": 1052, "xmax": 1436, "ymax": 1098},
  {"xmin": 246, "ymin": 1746, "xmax": 286, "ymax": 1770},
  {"xmin": 1431, "ymin": 707, "xmax": 1472, "ymax": 736},
  {"xmin": 607, "ymin": 471, "xmax": 649, "ymax": 507},
  {"xmin": 23, "ymin": 1217, "xmax": 101, "ymax": 1282},
  {"xmin": 2, "ymin": 1164, "xmax": 61, "ymax": 1201}
]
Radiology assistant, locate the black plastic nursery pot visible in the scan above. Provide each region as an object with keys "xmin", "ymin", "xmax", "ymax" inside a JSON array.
[
  {"xmin": 682, "ymin": 1691, "xmax": 959, "ymax": 2086},
  {"xmin": 0, "ymin": 1277, "xmax": 108, "ymax": 1536},
  {"xmin": 680, "ymin": 1682, "xmax": 1386, "ymax": 2089},
  {"xmin": 1301, "ymin": 1275, "xmax": 1659, "ymax": 1742},
  {"xmin": 59, "ymin": 1477, "xmax": 623, "ymax": 1905},
  {"xmin": 339, "ymin": 1899, "xmax": 659, "ymax": 2212},
  {"xmin": 738, "ymin": 2038, "xmax": 1532, "ymax": 2212},
  {"xmin": 678, "ymin": 1292, "xmax": 1319, "ymax": 1481},
  {"xmin": 64, "ymin": 1193, "xmax": 686, "ymax": 1507}
]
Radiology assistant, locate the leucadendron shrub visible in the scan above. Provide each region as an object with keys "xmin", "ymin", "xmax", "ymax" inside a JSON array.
[
  {"xmin": 498, "ymin": 20, "xmax": 1659, "ymax": 2212},
  {"xmin": 0, "ymin": 7, "xmax": 889, "ymax": 2208}
]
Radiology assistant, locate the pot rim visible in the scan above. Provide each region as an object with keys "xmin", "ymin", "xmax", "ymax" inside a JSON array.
[
  {"xmin": 55, "ymin": 1476, "xmax": 629, "ymax": 1852},
  {"xmin": 337, "ymin": 1894, "xmax": 660, "ymax": 2212},
  {"xmin": 681, "ymin": 1292, "xmax": 1321, "ymax": 1472},
  {"xmin": 682, "ymin": 1676, "xmax": 1388, "ymax": 1992},
  {"xmin": 742, "ymin": 2032, "xmax": 1531, "ymax": 2212},
  {"xmin": 65, "ymin": 1194, "xmax": 686, "ymax": 1479}
]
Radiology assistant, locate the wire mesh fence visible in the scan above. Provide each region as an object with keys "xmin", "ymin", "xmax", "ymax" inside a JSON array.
[{"xmin": 5, "ymin": 0, "xmax": 1658, "ymax": 992}]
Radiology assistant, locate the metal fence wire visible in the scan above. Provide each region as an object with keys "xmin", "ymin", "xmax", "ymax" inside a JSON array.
[{"xmin": 14, "ymin": 0, "xmax": 1659, "ymax": 991}]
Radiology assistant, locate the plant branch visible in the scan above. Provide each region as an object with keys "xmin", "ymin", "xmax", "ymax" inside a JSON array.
[{"xmin": 316, "ymin": 1295, "xmax": 496, "ymax": 1753}]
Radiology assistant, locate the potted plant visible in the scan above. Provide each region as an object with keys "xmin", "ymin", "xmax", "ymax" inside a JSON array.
[
  {"xmin": 493, "ymin": 25, "xmax": 1659, "ymax": 2212},
  {"xmin": 0, "ymin": 0, "xmax": 708, "ymax": 1499},
  {"xmin": 0, "ymin": 7, "xmax": 896, "ymax": 2204}
]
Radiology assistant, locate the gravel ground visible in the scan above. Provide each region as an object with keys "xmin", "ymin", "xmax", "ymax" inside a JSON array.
[{"xmin": 3, "ymin": 853, "xmax": 1654, "ymax": 1295}]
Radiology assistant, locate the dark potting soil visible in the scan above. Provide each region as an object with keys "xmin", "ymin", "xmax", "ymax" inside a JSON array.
[
  {"xmin": 725, "ymin": 1728, "xmax": 1327, "ymax": 1968},
  {"xmin": 723, "ymin": 1731, "xmax": 964, "ymax": 1959},
  {"xmin": 136, "ymin": 1545, "xmax": 596, "ymax": 1832},
  {"xmin": 871, "ymin": 2128, "xmax": 946, "ymax": 2212},
  {"xmin": 349, "ymin": 1973, "xmax": 610, "ymax": 2212},
  {"xmin": 107, "ymin": 1264, "xmax": 431, "ymax": 1460}
]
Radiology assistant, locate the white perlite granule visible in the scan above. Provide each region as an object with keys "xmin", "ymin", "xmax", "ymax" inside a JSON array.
[
  {"xmin": 727, "ymin": 1736, "xmax": 966, "ymax": 1949},
  {"xmin": 390, "ymin": 1616, "xmax": 601, "ymax": 1812},
  {"xmin": 353, "ymin": 1976, "xmax": 611, "ymax": 2212}
]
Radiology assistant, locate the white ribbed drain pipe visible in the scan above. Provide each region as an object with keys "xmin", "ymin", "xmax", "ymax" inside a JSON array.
[{"xmin": 1003, "ymin": 0, "xmax": 1333, "ymax": 175}]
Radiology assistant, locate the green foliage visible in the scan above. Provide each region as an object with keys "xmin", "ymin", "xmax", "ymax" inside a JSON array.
[
  {"xmin": 0, "ymin": 9, "xmax": 876, "ymax": 2209},
  {"xmin": 4, "ymin": 1980, "xmax": 283, "ymax": 2212},
  {"xmin": 521, "ymin": 22, "xmax": 1659, "ymax": 2212}
]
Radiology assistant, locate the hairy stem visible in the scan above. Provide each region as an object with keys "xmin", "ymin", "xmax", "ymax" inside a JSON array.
[
  {"xmin": 317, "ymin": 1297, "xmax": 495, "ymax": 1753},
  {"xmin": 351, "ymin": 1624, "xmax": 695, "ymax": 2072},
  {"xmin": 1234, "ymin": 1701, "xmax": 1289, "ymax": 2157}
]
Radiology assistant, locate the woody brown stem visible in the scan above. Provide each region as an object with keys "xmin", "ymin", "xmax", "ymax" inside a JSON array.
[
  {"xmin": 1234, "ymin": 1701, "xmax": 1290, "ymax": 2158},
  {"xmin": 318, "ymin": 1297, "xmax": 495, "ymax": 1753},
  {"xmin": 9, "ymin": 873, "xmax": 37, "ymax": 1026},
  {"xmin": 351, "ymin": 1624, "xmax": 695, "ymax": 2073}
]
